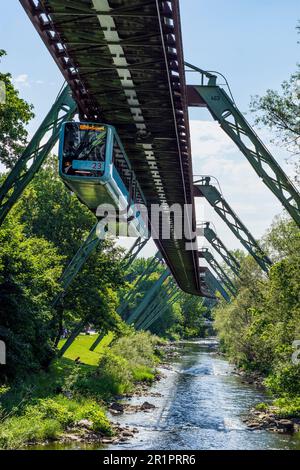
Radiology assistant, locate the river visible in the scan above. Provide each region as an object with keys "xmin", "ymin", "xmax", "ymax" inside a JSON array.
[{"xmin": 108, "ymin": 339, "xmax": 300, "ymax": 450}]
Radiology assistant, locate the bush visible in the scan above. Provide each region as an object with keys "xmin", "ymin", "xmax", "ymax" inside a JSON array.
[
  {"xmin": 264, "ymin": 363, "xmax": 300, "ymax": 397},
  {"xmin": 0, "ymin": 395, "xmax": 112, "ymax": 449},
  {"xmin": 273, "ymin": 397, "xmax": 300, "ymax": 418}
]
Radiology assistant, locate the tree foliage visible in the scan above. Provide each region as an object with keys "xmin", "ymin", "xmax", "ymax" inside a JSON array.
[{"xmin": 0, "ymin": 50, "xmax": 34, "ymax": 168}]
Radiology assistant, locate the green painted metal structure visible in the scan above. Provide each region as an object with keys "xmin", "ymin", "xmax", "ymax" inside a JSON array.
[
  {"xmin": 186, "ymin": 63, "xmax": 300, "ymax": 227},
  {"xmin": 122, "ymin": 237, "xmax": 149, "ymax": 271},
  {"xmin": 0, "ymin": 85, "xmax": 76, "ymax": 225},
  {"xmin": 118, "ymin": 252, "xmax": 163, "ymax": 319},
  {"xmin": 126, "ymin": 269, "xmax": 171, "ymax": 326},
  {"xmin": 139, "ymin": 290, "xmax": 182, "ymax": 331},
  {"xmin": 203, "ymin": 268, "xmax": 230, "ymax": 303},
  {"xmin": 200, "ymin": 223, "xmax": 241, "ymax": 277},
  {"xmin": 53, "ymin": 222, "xmax": 106, "ymax": 307},
  {"xmin": 198, "ymin": 248, "xmax": 237, "ymax": 296},
  {"xmin": 194, "ymin": 177, "xmax": 272, "ymax": 273},
  {"xmin": 134, "ymin": 278, "xmax": 177, "ymax": 330}
]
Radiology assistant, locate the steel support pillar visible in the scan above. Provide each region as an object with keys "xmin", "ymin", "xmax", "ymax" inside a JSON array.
[
  {"xmin": 118, "ymin": 252, "xmax": 162, "ymax": 319},
  {"xmin": 53, "ymin": 222, "xmax": 106, "ymax": 306},
  {"xmin": 122, "ymin": 237, "xmax": 149, "ymax": 271},
  {"xmin": 58, "ymin": 319, "xmax": 87, "ymax": 358},
  {"xmin": 194, "ymin": 177, "xmax": 272, "ymax": 273},
  {"xmin": 126, "ymin": 269, "xmax": 171, "ymax": 325},
  {"xmin": 134, "ymin": 280, "xmax": 177, "ymax": 330},
  {"xmin": 186, "ymin": 63, "xmax": 300, "ymax": 227},
  {"xmin": 89, "ymin": 330, "xmax": 105, "ymax": 352},
  {"xmin": 0, "ymin": 85, "xmax": 76, "ymax": 225},
  {"xmin": 139, "ymin": 291, "xmax": 182, "ymax": 331},
  {"xmin": 199, "ymin": 223, "xmax": 241, "ymax": 277},
  {"xmin": 199, "ymin": 248, "xmax": 237, "ymax": 296},
  {"xmin": 204, "ymin": 268, "xmax": 230, "ymax": 302}
]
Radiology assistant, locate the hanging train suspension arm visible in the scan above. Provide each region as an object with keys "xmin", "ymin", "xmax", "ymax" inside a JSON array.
[
  {"xmin": 0, "ymin": 85, "xmax": 77, "ymax": 225},
  {"xmin": 186, "ymin": 63, "xmax": 300, "ymax": 227},
  {"xmin": 194, "ymin": 177, "xmax": 272, "ymax": 273}
]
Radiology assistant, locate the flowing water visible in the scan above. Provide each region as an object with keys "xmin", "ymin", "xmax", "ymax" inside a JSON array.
[
  {"xmin": 107, "ymin": 339, "xmax": 300, "ymax": 450},
  {"xmin": 35, "ymin": 338, "xmax": 300, "ymax": 450}
]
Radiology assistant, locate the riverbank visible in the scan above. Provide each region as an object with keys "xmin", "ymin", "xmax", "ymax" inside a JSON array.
[
  {"xmin": 0, "ymin": 331, "xmax": 165, "ymax": 450},
  {"xmin": 233, "ymin": 369, "xmax": 300, "ymax": 435},
  {"xmin": 106, "ymin": 339, "xmax": 300, "ymax": 450}
]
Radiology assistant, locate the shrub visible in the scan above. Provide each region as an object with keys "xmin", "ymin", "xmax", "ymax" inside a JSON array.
[
  {"xmin": 110, "ymin": 331, "xmax": 158, "ymax": 382},
  {"xmin": 273, "ymin": 397, "xmax": 300, "ymax": 418},
  {"xmin": 264, "ymin": 363, "xmax": 300, "ymax": 397},
  {"xmin": 0, "ymin": 395, "xmax": 112, "ymax": 449}
]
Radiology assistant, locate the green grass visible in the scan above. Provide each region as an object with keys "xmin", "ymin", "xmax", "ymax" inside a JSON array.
[
  {"xmin": 58, "ymin": 332, "xmax": 114, "ymax": 366},
  {"xmin": 0, "ymin": 395, "xmax": 112, "ymax": 449},
  {"xmin": 0, "ymin": 331, "xmax": 161, "ymax": 449}
]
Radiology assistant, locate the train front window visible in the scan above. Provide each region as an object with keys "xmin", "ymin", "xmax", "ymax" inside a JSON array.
[{"xmin": 62, "ymin": 123, "xmax": 107, "ymax": 177}]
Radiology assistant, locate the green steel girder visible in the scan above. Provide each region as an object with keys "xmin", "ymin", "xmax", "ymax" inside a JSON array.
[
  {"xmin": 118, "ymin": 251, "xmax": 163, "ymax": 318},
  {"xmin": 138, "ymin": 289, "xmax": 182, "ymax": 331},
  {"xmin": 203, "ymin": 268, "xmax": 230, "ymax": 303},
  {"xmin": 122, "ymin": 237, "xmax": 149, "ymax": 271},
  {"xmin": 0, "ymin": 85, "xmax": 77, "ymax": 225},
  {"xmin": 58, "ymin": 229, "xmax": 147, "ymax": 356},
  {"xmin": 139, "ymin": 293, "xmax": 181, "ymax": 331},
  {"xmin": 53, "ymin": 222, "xmax": 106, "ymax": 306},
  {"xmin": 134, "ymin": 279, "xmax": 177, "ymax": 329},
  {"xmin": 58, "ymin": 318, "xmax": 87, "ymax": 358},
  {"xmin": 126, "ymin": 269, "xmax": 171, "ymax": 325},
  {"xmin": 89, "ymin": 329, "xmax": 105, "ymax": 352},
  {"xmin": 198, "ymin": 248, "xmax": 237, "ymax": 296},
  {"xmin": 186, "ymin": 64, "xmax": 300, "ymax": 227},
  {"xmin": 194, "ymin": 177, "xmax": 272, "ymax": 273},
  {"xmin": 200, "ymin": 223, "xmax": 241, "ymax": 277}
]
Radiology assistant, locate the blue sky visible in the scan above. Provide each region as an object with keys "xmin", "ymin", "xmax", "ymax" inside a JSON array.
[{"xmin": 0, "ymin": 1, "xmax": 299, "ymax": 259}]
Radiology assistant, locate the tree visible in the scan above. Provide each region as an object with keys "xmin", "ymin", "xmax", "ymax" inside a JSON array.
[{"xmin": 0, "ymin": 50, "xmax": 34, "ymax": 168}]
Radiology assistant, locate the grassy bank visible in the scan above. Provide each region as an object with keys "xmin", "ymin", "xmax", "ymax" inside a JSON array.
[{"xmin": 0, "ymin": 331, "xmax": 161, "ymax": 449}]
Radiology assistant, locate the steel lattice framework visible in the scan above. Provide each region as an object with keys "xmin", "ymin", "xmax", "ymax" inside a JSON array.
[{"xmin": 20, "ymin": 0, "xmax": 204, "ymax": 296}]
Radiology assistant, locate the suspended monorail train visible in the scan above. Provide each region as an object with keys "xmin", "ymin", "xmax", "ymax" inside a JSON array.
[{"xmin": 59, "ymin": 122, "xmax": 147, "ymax": 236}]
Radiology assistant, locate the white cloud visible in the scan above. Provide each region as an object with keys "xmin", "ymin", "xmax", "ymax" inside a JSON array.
[{"xmin": 14, "ymin": 74, "xmax": 30, "ymax": 88}]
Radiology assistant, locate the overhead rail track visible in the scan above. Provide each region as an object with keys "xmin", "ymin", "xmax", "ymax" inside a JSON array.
[{"xmin": 20, "ymin": 0, "xmax": 204, "ymax": 296}]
